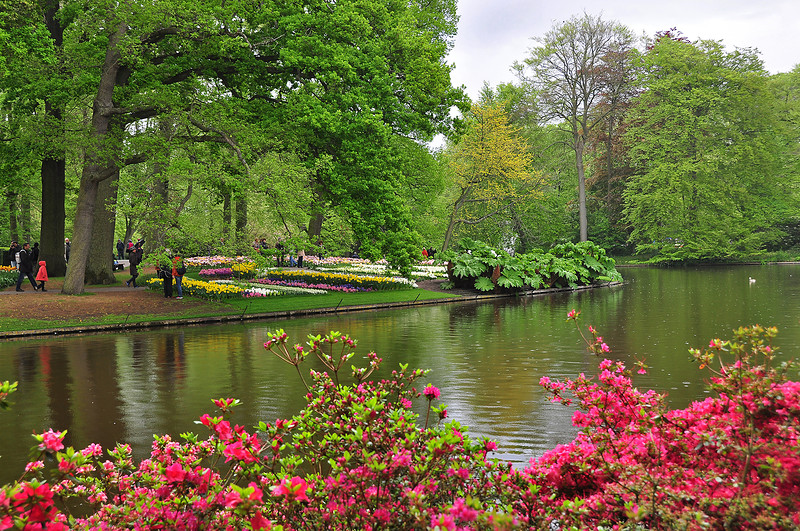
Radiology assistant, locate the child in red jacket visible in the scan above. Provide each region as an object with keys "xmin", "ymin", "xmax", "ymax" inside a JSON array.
[{"xmin": 36, "ymin": 260, "xmax": 48, "ymax": 291}]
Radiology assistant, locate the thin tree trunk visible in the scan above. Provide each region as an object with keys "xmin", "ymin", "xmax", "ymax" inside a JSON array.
[
  {"xmin": 7, "ymin": 191, "xmax": 18, "ymax": 242},
  {"xmin": 235, "ymin": 192, "xmax": 247, "ymax": 248},
  {"xmin": 20, "ymin": 195, "xmax": 31, "ymax": 244},
  {"xmin": 143, "ymin": 164, "xmax": 169, "ymax": 250},
  {"xmin": 222, "ymin": 191, "xmax": 232, "ymax": 239},
  {"xmin": 576, "ymin": 136, "xmax": 588, "ymax": 242}
]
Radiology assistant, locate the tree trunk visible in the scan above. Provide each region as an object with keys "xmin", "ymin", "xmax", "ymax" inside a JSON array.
[
  {"xmin": 61, "ymin": 23, "xmax": 127, "ymax": 294},
  {"xmin": 143, "ymin": 164, "xmax": 169, "ymax": 250},
  {"xmin": 40, "ymin": 156, "xmax": 67, "ymax": 276},
  {"xmin": 20, "ymin": 195, "xmax": 32, "ymax": 243},
  {"xmin": 39, "ymin": 0, "xmax": 68, "ymax": 276},
  {"xmin": 85, "ymin": 171, "xmax": 119, "ymax": 284},
  {"xmin": 62, "ymin": 174, "xmax": 100, "ymax": 294},
  {"xmin": 442, "ymin": 213, "xmax": 458, "ymax": 252},
  {"xmin": 235, "ymin": 192, "xmax": 247, "ymax": 248},
  {"xmin": 7, "ymin": 191, "xmax": 18, "ymax": 242},
  {"xmin": 307, "ymin": 212, "xmax": 323, "ymax": 241},
  {"xmin": 576, "ymin": 136, "xmax": 588, "ymax": 242},
  {"xmin": 222, "ymin": 191, "xmax": 232, "ymax": 239}
]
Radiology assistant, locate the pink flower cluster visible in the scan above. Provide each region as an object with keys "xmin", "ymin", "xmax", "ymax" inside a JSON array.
[
  {"xmin": 255, "ymin": 278, "xmax": 372, "ymax": 292},
  {"xmin": 198, "ymin": 267, "xmax": 233, "ymax": 278}
]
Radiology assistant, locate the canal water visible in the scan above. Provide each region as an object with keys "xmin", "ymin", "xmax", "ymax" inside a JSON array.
[{"xmin": 1, "ymin": 265, "xmax": 799, "ymax": 484}]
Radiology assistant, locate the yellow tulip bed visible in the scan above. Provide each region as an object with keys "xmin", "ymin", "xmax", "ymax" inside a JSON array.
[
  {"xmin": 147, "ymin": 277, "xmax": 245, "ymax": 300},
  {"xmin": 264, "ymin": 269, "xmax": 415, "ymax": 291}
]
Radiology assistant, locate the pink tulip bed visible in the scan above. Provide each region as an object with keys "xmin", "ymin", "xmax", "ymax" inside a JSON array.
[
  {"xmin": 1, "ymin": 318, "xmax": 798, "ymax": 530},
  {"xmin": 253, "ymin": 278, "xmax": 372, "ymax": 293}
]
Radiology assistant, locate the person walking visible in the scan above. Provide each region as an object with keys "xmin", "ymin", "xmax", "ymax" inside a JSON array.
[
  {"xmin": 64, "ymin": 238, "xmax": 71, "ymax": 262},
  {"xmin": 297, "ymin": 248, "xmax": 305, "ymax": 268},
  {"xmin": 35, "ymin": 260, "xmax": 48, "ymax": 291},
  {"xmin": 32, "ymin": 242, "xmax": 40, "ymax": 264},
  {"xmin": 126, "ymin": 242, "xmax": 142, "ymax": 287},
  {"xmin": 116, "ymin": 239, "xmax": 124, "ymax": 260},
  {"xmin": 15, "ymin": 243, "xmax": 38, "ymax": 292},
  {"xmin": 172, "ymin": 254, "xmax": 185, "ymax": 299}
]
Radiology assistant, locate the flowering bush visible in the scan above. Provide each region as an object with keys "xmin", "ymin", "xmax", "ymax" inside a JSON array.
[
  {"xmin": 2, "ymin": 321, "xmax": 799, "ymax": 529},
  {"xmin": 529, "ymin": 313, "xmax": 800, "ymax": 529}
]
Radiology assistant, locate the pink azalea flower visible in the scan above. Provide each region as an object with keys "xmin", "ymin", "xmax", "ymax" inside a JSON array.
[
  {"xmin": 164, "ymin": 462, "xmax": 186, "ymax": 483},
  {"xmin": 39, "ymin": 429, "xmax": 65, "ymax": 452},
  {"xmin": 423, "ymin": 384, "xmax": 440, "ymax": 400},
  {"xmin": 272, "ymin": 476, "xmax": 310, "ymax": 502}
]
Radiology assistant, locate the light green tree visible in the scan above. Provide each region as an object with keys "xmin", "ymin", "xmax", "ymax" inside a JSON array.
[
  {"xmin": 623, "ymin": 36, "xmax": 784, "ymax": 260},
  {"xmin": 442, "ymin": 102, "xmax": 546, "ymax": 251}
]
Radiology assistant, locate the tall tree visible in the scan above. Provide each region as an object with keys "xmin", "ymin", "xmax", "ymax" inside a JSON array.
[
  {"xmin": 516, "ymin": 12, "xmax": 633, "ymax": 241},
  {"xmin": 52, "ymin": 0, "xmax": 463, "ymax": 291},
  {"xmin": 442, "ymin": 102, "xmax": 545, "ymax": 251},
  {"xmin": 623, "ymin": 36, "xmax": 782, "ymax": 260}
]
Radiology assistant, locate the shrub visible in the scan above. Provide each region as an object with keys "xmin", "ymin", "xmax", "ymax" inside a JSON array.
[
  {"xmin": 0, "ymin": 269, "xmax": 17, "ymax": 290},
  {"xmin": 440, "ymin": 238, "xmax": 622, "ymax": 292}
]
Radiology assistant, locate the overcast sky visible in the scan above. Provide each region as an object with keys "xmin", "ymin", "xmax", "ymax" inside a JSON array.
[{"xmin": 449, "ymin": 0, "xmax": 800, "ymax": 99}]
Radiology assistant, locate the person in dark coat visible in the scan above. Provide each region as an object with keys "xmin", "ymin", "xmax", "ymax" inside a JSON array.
[
  {"xmin": 160, "ymin": 261, "xmax": 173, "ymax": 298},
  {"xmin": 126, "ymin": 243, "xmax": 143, "ymax": 287},
  {"xmin": 15, "ymin": 243, "xmax": 38, "ymax": 292},
  {"xmin": 32, "ymin": 242, "xmax": 40, "ymax": 264},
  {"xmin": 9, "ymin": 241, "xmax": 20, "ymax": 268},
  {"xmin": 116, "ymin": 239, "xmax": 124, "ymax": 260},
  {"xmin": 64, "ymin": 238, "xmax": 71, "ymax": 262}
]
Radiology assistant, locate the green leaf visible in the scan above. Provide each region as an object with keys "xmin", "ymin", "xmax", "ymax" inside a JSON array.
[{"xmin": 474, "ymin": 276, "xmax": 495, "ymax": 291}]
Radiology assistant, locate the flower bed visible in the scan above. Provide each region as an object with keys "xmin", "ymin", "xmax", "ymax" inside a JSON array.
[
  {"xmin": 198, "ymin": 267, "xmax": 233, "ymax": 278},
  {"xmin": 264, "ymin": 269, "xmax": 416, "ymax": 290},
  {"xmin": 254, "ymin": 278, "xmax": 370, "ymax": 293},
  {"xmin": 184, "ymin": 256, "xmax": 255, "ymax": 268},
  {"xmin": 147, "ymin": 277, "xmax": 244, "ymax": 300}
]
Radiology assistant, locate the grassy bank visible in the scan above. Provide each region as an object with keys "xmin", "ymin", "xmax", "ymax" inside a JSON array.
[{"xmin": 0, "ymin": 271, "xmax": 458, "ymax": 334}]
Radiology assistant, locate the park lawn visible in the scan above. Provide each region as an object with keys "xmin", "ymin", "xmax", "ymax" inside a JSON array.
[{"xmin": 220, "ymin": 288, "xmax": 455, "ymax": 314}]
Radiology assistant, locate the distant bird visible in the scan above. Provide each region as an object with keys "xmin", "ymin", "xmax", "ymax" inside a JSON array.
[{"xmin": 749, "ymin": 277, "xmax": 756, "ymax": 283}]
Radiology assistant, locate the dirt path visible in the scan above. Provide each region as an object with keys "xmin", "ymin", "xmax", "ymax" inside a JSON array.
[{"xmin": 0, "ymin": 272, "xmax": 215, "ymax": 321}]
